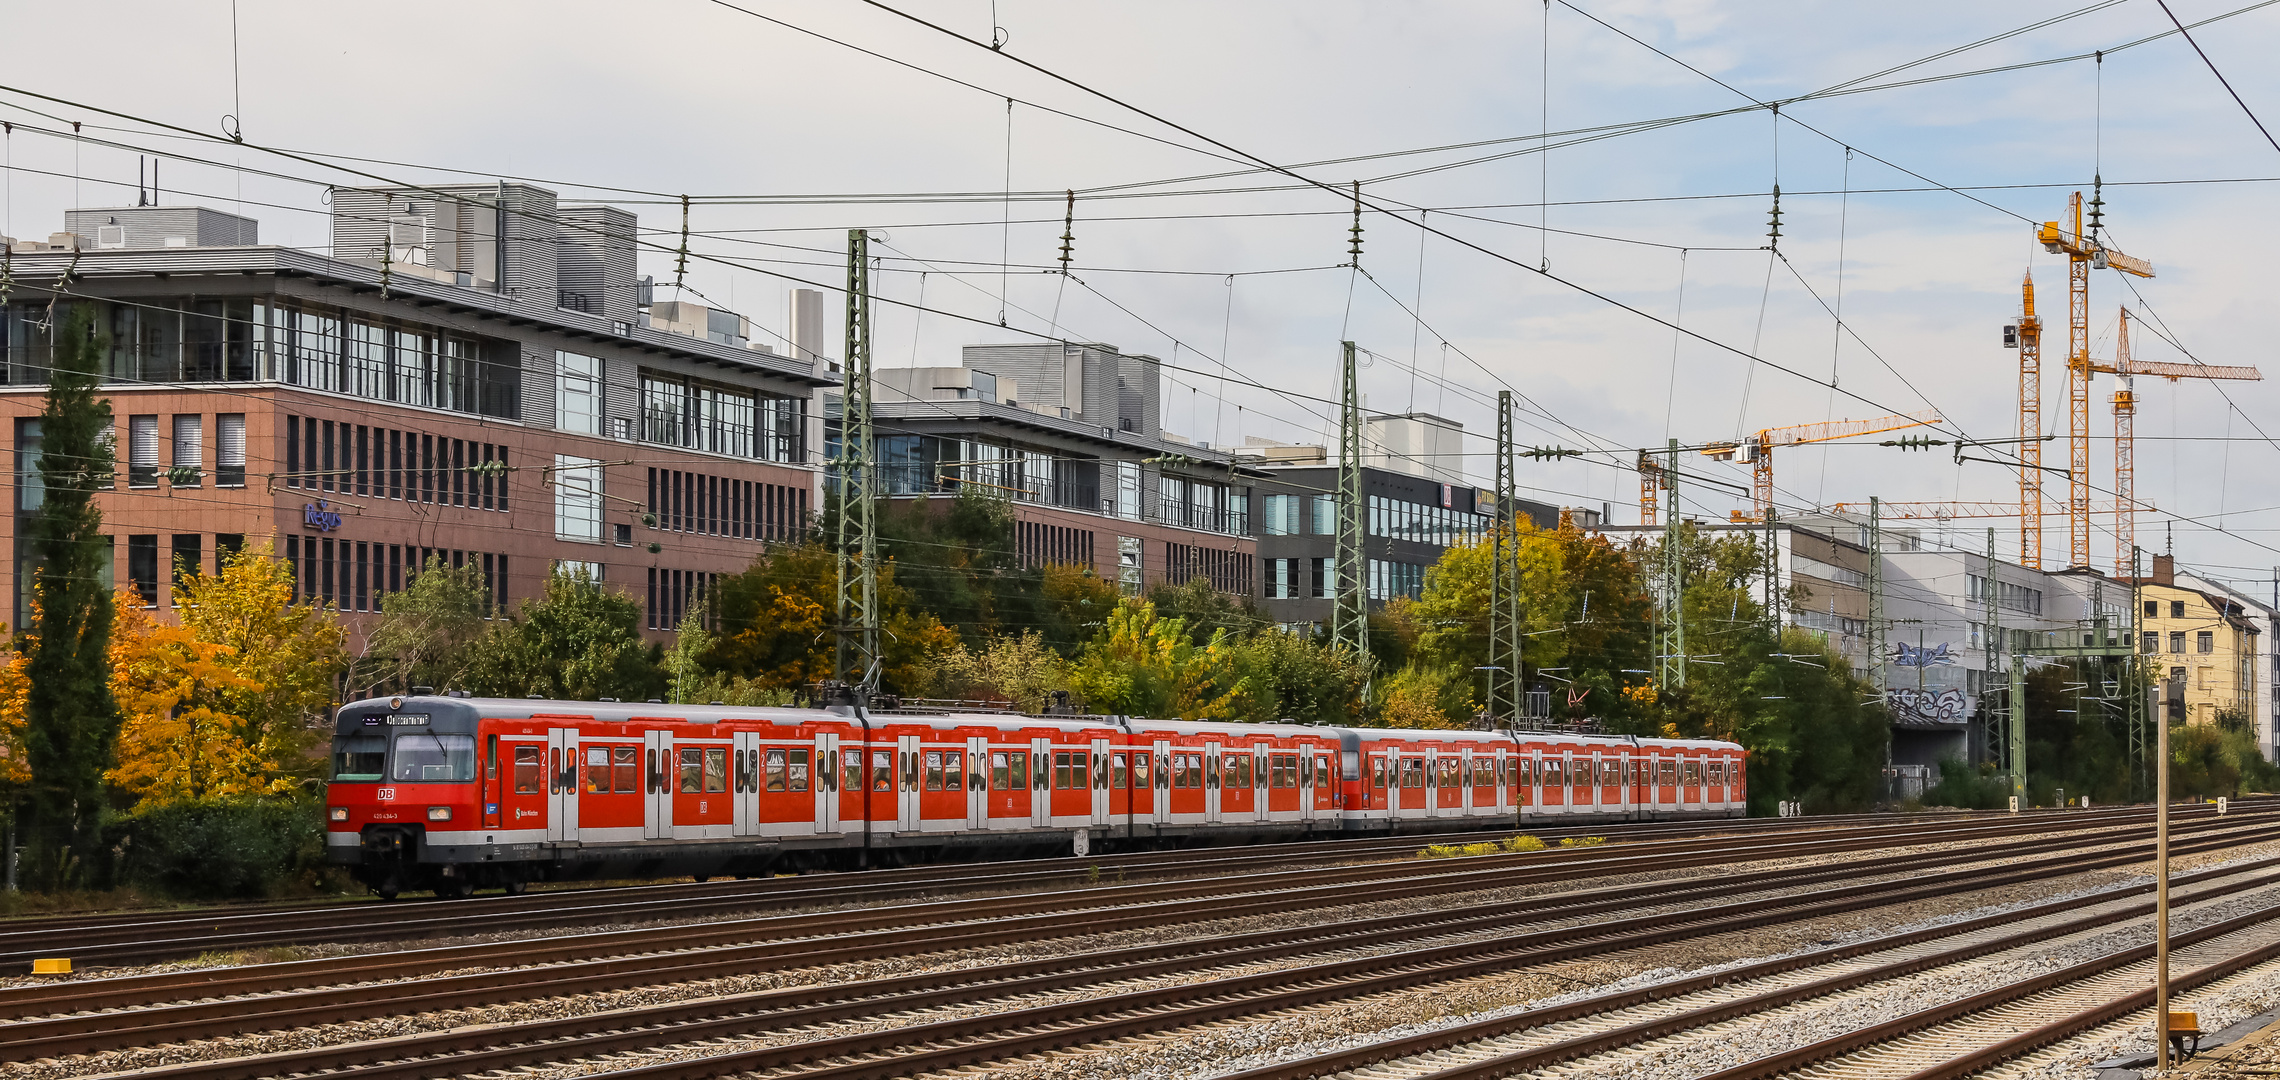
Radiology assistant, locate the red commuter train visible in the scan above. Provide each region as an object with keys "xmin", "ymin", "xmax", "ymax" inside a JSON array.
[{"xmin": 326, "ymin": 693, "xmax": 1747, "ymax": 898}]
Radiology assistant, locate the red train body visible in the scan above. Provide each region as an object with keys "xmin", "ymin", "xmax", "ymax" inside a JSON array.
[{"xmin": 326, "ymin": 694, "xmax": 1746, "ymax": 898}]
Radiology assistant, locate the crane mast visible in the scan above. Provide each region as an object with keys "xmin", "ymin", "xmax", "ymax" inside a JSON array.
[
  {"xmin": 2016, "ymin": 274, "xmax": 2043, "ymax": 570},
  {"xmin": 2112, "ymin": 312, "xmax": 2136, "ymax": 578},
  {"xmin": 2037, "ymin": 189, "xmax": 2154, "ymax": 571}
]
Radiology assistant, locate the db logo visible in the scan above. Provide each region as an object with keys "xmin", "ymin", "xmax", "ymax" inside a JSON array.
[
  {"xmin": 515, "ymin": 808, "xmax": 538, "ymax": 820},
  {"xmin": 303, "ymin": 500, "xmax": 344, "ymax": 532},
  {"xmin": 376, "ymin": 788, "xmax": 397, "ymax": 802}
]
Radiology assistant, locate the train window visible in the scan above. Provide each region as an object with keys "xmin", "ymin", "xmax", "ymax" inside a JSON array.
[
  {"xmin": 1342, "ymin": 751, "xmax": 1360, "ymax": 782},
  {"xmin": 584, "ymin": 747, "xmax": 612, "ymax": 793},
  {"xmin": 647, "ymin": 749, "xmax": 660, "ymax": 793},
  {"xmin": 763, "ymin": 749, "xmax": 788, "ymax": 792},
  {"xmin": 925, "ymin": 751, "xmax": 945, "ymax": 792},
  {"xmin": 1221, "ymin": 757, "xmax": 1238, "ymax": 791},
  {"xmin": 1171, "ymin": 754, "xmax": 1188, "ymax": 790},
  {"xmin": 1134, "ymin": 753, "xmax": 1150, "ymax": 788},
  {"xmin": 1542, "ymin": 758, "xmax": 1563, "ymax": 788},
  {"xmin": 1658, "ymin": 760, "xmax": 1678, "ymax": 785},
  {"xmin": 1075, "ymin": 751, "xmax": 1092, "ymax": 789},
  {"xmin": 679, "ymin": 748, "xmax": 706, "ymax": 793},
  {"xmin": 333, "ymin": 732, "xmax": 387, "ymax": 781},
  {"xmin": 991, "ymin": 752, "xmax": 1011, "ymax": 790},
  {"xmin": 1006, "ymin": 750, "xmax": 1029, "ymax": 790},
  {"xmin": 1442, "ymin": 759, "xmax": 1461, "ymax": 787},
  {"xmin": 787, "ymin": 749, "xmax": 809, "ymax": 793},
  {"xmin": 1050, "ymin": 751, "xmax": 1068, "ymax": 790},
  {"xmin": 705, "ymin": 748, "xmax": 729, "ymax": 793},
  {"xmin": 1111, "ymin": 754, "xmax": 1129, "ymax": 789},
  {"xmin": 942, "ymin": 751, "xmax": 962, "ymax": 792},
  {"xmin": 392, "ymin": 733, "xmax": 475, "ymax": 782},
  {"xmin": 1397, "ymin": 758, "xmax": 1419, "ymax": 789},
  {"xmin": 1683, "ymin": 761, "xmax": 1701, "ymax": 786},
  {"xmin": 871, "ymin": 750, "xmax": 892, "ymax": 792},
  {"xmin": 1238, "ymin": 755, "xmax": 1254, "ymax": 789},
  {"xmin": 843, "ymin": 750, "xmax": 862, "ymax": 793},
  {"xmin": 613, "ymin": 747, "xmax": 639, "ymax": 793},
  {"xmin": 513, "ymin": 745, "xmax": 543, "ymax": 793},
  {"xmin": 1372, "ymin": 758, "xmax": 1387, "ymax": 789}
]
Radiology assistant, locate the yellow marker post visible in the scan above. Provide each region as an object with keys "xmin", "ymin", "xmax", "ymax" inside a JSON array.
[{"xmin": 31, "ymin": 958, "xmax": 70, "ymax": 975}]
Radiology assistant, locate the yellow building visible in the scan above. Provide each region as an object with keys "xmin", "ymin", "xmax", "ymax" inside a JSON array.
[{"xmin": 2139, "ymin": 559, "xmax": 2262, "ymax": 726}]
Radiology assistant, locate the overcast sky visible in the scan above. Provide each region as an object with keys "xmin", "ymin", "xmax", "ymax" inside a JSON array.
[{"xmin": 3, "ymin": 0, "xmax": 2277, "ymax": 592}]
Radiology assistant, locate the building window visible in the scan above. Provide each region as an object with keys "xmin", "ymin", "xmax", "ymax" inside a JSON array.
[
  {"xmin": 127, "ymin": 414, "xmax": 159, "ymax": 487},
  {"xmin": 1114, "ymin": 462, "xmax": 1141, "ymax": 519},
  {"xmin": 553, "ymin": 455, "xmax": 603, "ymax": 542},
  {"xmin": 170, "ymin": 535, "xmax": 201, "ymax": 603},
  {"xmin": 216, "ymin": 533, "xmax": 244, "ymax": 566},
  {"xmin": 1311, "ymin": 556, "xmax": 1335, "ymax": 599},
  {"xmin": 1310, "ymin": 495, "xmax": 1336, "ymax": 536},
  {"xmin": 2173, "ymin": 600, "xmax": 2188, "ymax": 619},
  {"xmin": 2171, "ymin": 631, "xmax": 2186, "ymax": 654},
  {"xmin": 16, "ymin": 418, "xmax": 42, "ymax": 513},
  {"xmin": 128, "ymin": 535, "xmax": 158, "ymax": 606},
  {"xmin": 1117, "ymin": 536, "xmax": 1143, "ymax": 595},
  {"xmin": 2199, "ymin": 631, "xmax": 2215, "ymax": 654},
  {"xmin": 557, "ymin": 351, "xmax": 603, "ymax": 435},
  {"xmin": 2145, "ymin": 600, "xmax": 2159, "ymax": 619},
  {"xmin": 216, "ymin": 414, "xmax": 245, "ymax": 487},
  {"xmin": 2144, "ymin": 632, "xmax": 2160, "ymax": 654},
  {"xmin": 170, "ymin": 414, "xmax": 202, "ymax": 487}
]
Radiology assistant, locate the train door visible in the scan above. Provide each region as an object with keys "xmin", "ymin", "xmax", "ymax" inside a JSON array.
[
  {"xmin": 896, "ymin": 734, "xmax": 922, "ymax": 831},
  {"xmin": 642, "ymin": 729, "xmax": 671, "ymax": 839},
  {"xmin": 732, "ymin": 730, "xmax": 761, "ymax": 837},
  {"xmin": 1091, "ymin": 736, "xmax": 1111, "ymax": 826},
  {"xmin": 1030, "ymin": 737, "xmax": 1052, "ymax": 827},
  {"xmin": 817, "ymin": 731, "xmax": 844, "ymax": 834},
  {"xmin": 967, "ymin": 735, "xmax": 989, "ymax": 830},
  {"xmin": 546, "ymin": 728, "xmax": 578, "ymax": 842},
  {"xmin": 1205, "ymin": 742, "xmax": 1222, "ymax": 823},
  {"xmin": 1298, "ymin": 748, "xmax": 1316, "ymax": 823},
  {"xmin": 838, "ymin": 740, "xmax": 865, "ymax": 832},
  {"xmin": 1152, "ymin": 739, "xmax": 1173, "ymax": 826},
  {"xmin": 1494, "ymin": 749, "xmax": 1511, "ymax": 815}
]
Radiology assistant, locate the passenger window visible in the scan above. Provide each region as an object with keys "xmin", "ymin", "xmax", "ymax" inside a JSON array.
[
  {"xmin": 582, "ymin": 746, "xmax": 610, "ymax": 793},
  {"xmin": 943, "ymin": 751, "xmax": 962, "ymax": 792},
  {"xmin": 1008, "ymin": 750, "xmax": 1029, "ymax": 790},
  {"xmin": 1170, "ymin": 755, "xmax": 1187, "ymax": 790},
  {"xmin": 647, "ymin": 748, "xmax": 659, "ymax": 793},
  {"xmin": 1236, "ymin": 755, "xmax": 1252, "ymax": 789},
  {"xmin": 1134, "ymin": 753, "xmax": 1150, "ymax": 788},
  {"xmin": 513, "ymin": 745, "xmax": 543, "ymax": 793},
  {"xmin": 1074, "ymin": 751, "xmax": 1091, "ymax": 789},
  {"xmin": 679, "ymin": 748, "xmax": 704, "ymax": 793},
  {"xmin": 1373, "ymin": 758, "xmax": 1387, "ymax": 789},
  {"xmin": 872, "ymin": 750, "xmax": 892, "ymax": 791},
  {"xmin": 992, "ymin": 752, "xmax": 1010, "ymax": 791},
  {"xmin": 705, "ymin": 748, "xmax": 728, "ymax": 793},
  {"xmin": 844, "ymin": 749, "xmax": 863, "ymax": 793},
  {"xmin": 1111, "ymin": 753, "xmax": 1128, "ymax": 789},
  {"xmin": 764, "ymin": 749, "xmax": 788, "ymax": 792},
  {"xmin": 925, "ymin": 751, "xmax": 945, "ymax": 792},
  {"xmin": 613, "ymin": 746, "xmax": 639, "ymax": 793},
  {"xmin": 787, "ymin": 749, "xmax": 809, "ymax": 793}
]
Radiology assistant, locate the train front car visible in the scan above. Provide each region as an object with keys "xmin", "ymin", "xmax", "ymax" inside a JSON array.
[{"xmin": 326, "ymin": 695, "xmax": 503, "ymax": 899}]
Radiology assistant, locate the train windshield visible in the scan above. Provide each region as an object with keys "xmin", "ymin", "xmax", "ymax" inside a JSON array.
[
  {"xmin": 333, "ymin": 733, "xmax": 388, "ymax": 781},
  {"xmin": 390, "ymin": 733, "xmax": 477, "ymax": 782}
]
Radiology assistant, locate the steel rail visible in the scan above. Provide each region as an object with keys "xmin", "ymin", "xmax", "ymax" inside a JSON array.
[
  {"xmin": 5, "ymin": 808, "xmax": 2238, "ymax": 1020},
  {"xmin": 115, "ymin": 820, "xmax": 2275, "ymax": 1080},
  {"xmin": 8, "ymin": 818, "xmax": 2219, "ymax": 1062},
  {"xmin": 0, "ymin": 806, "xmax": 2207, "ymax": 997}
]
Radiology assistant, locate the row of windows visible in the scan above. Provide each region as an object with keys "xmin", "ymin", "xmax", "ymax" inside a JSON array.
[
  {"xmin": 123, "ymin": 533, "xmax": 245, "ymax": 607},
  {"xmin": 647, "ymin": 568, "xmax": 718, "ymax": 632},
  {"xmin": 1017, "ymin": 521, "xmax": 1094, "ymax": 570},
  {"xmin": 559, "ymin": 351, "xmax": 803, "ymax": 464},
  {"xmin": 1369, "ymin": 559, "xmax": 1428, "ymax": 601},
  {"xmin": 286, "ymin": 416, "xmax": 510, "ymax": 513},
  {"xmin": 269, "ymin": 301, "xmax": 517, "ymax": 419},
  {"xmin": 120, "ymin": 413, "xmax": 247, "ymax": 489},
  {"xmin": 1266, "ymin": 557, "xmax": 1336, "ymax": 600},
  {"xmin": 645, "ymin": 467, "xmax": 807, "ymax": 541},
  {"xmin": 1369, "ymin": 494, "xmax": 1483, "ymax": 547},
  {"xmin": 1967, "ymin": 574, "xmax": 2046, "ymax": 616},
  {"xmin": 2145, "ymin": 630, "xmax": 2220, "ymax": 655},
  {"xmin": 283, "ymin": 537, "xmax": 508, "ymax": 615},
  {"xmin": 1166, "ymin": 543, "xmax": 1255, "ymax": 596},
  {"xmin": 1365, "ymin": 756, "xmax": 1732, "ymax": 788}
]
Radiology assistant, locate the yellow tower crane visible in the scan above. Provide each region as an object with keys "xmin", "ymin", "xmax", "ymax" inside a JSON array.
[
  {"xmin": 2038, "ymin": 191, "xmax": 2153, "ymax": 571},
  {"xmin": 1702, "ymin": 410, "xmax": 1944, "ymax": 523},
  {"xmin": 2096, "ymin": 308, "xmax": 2259, "ymax": 575}
]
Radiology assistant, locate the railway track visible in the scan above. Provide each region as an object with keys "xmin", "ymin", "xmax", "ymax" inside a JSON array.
[
  {"xmin": 0, "ymin": 803, "xmax": 2091, "ymax": 954},
  {"xmin": 16, "ymin": 809, "xmax": 2271, "ymax": 1080},
  {"xmin": 0, "ymin": 805, "xmax": 2186, "ymax": 972}
]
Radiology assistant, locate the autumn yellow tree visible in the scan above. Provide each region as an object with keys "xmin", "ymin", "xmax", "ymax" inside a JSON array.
[
  {"xmin": 107, "ymin": 592, "xmax": 267, "ymax": 804},
  {"xmin": 0, "ymin": 630, "xmax": 28, "ymax": 789},
  {"xmin": 173, "ymin": 541, "xmax": 347, "ymax": 790},
  {"xmin": 1067, "ymin": 598, "xmax": 1246, "ymax": 720}
]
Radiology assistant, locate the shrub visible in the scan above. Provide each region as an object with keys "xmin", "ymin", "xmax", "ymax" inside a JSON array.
[
  {"xmin": 1558, "ymin": 836, "xmax": 1607, "ymax": 847},
  {"xmin": 106, "ymin": 794, "xmax": 334, "ymax": 900},
  {"xmin": 1419, "ymin": 834, "xmax": 1548, "ymax": 859}
]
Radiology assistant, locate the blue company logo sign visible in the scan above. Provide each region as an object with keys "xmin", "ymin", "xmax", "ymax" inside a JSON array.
[{"xmin": 303, "ymin": 500, "xmax": 344, "ymax": 532}]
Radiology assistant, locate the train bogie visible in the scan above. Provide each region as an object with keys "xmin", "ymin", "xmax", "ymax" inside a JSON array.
[{"xmin": 324, "ymin": 695, "xmax": 1747, "ymax": 897}]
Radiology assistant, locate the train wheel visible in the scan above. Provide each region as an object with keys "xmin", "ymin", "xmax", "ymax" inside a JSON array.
[
  {"xmin": 437, "ymin": 877, "xmax": 475, "ymax": 900},
  {"xmin": 501, "ymin": 879, "xmax": 528, "ymax": 896},
  {"xmin": 375, "ymin": 876, "xmax": 400, "ymax": 901}
]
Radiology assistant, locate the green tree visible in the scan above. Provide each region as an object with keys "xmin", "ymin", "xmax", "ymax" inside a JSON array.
[
  {"xmin": 702, "ymin": 540, "xmax": 957, "ymax": 698},
  {"xmin": 465, "ymin": 567, "xmax": 665, "ymax": 701},
  {"xmin": 1223, "ymin": 630, "xmax": 1369, "ymax": 726},
  {"xmin": 21, "ymin": 307, "xmax": 121, "ymax": 877},
  {"xmin": 357, "ymin": 556, "xmax": 490, "ymax": 695},
  {"xmin": 1067, "ymin": 597, "xmax": 1246, "ymax": 719}
]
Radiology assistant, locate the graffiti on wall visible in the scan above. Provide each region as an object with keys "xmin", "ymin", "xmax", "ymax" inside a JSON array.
[
  {"xmin": 1891, "ymin": 641, "xmax": 1957, "ymax": 668},
  {"xmin": 1886, "ymin": 686, "xmax": 1971, "ymax": 723}
]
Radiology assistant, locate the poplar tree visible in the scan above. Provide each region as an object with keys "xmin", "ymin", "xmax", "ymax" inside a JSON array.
[{"xmin": 22, "ymin": 307, "xmax": 121, "ymax": 877}]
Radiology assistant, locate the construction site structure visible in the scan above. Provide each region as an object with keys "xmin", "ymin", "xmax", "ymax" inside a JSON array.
[
  {"xmin": 2012, "ymin": 273, "xmax": 2045, "ymax": 570},
  {"xmin": 1637, "ymin": 451, "xmax": 1665, "ymax": 526},
  {"xmin": 1699, "ymin": 410, "xmax": 1943, "ymax": 523},
  {"xmin": 2037, "ymin": 190, "xmax": 2153, "ymax": 571},
  {"xmin": 2092, "ymin": 309, "xmax": 2259, "ymax": 576}
]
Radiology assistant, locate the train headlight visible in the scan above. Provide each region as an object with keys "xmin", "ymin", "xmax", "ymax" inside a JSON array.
[
  {"xmin": 329, "ymin": 807, "xmax": 349, "ymax": 822},
  {"xmin": 426, "ymin": 806, "xmax": 453, "ymax": 822}
]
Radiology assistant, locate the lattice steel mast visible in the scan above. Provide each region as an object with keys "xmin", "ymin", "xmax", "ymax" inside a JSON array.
[
  {"xmin": 1334, "ymin": 342, "xmax": 1371, "ymax": 675},
  {"xmin": 833, "ymin": 229, "xmax": 879, "ymax": 692},
  {"xmin": 1488, "ymin": 390, "xmax": 1522, "ymax": 723}
]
